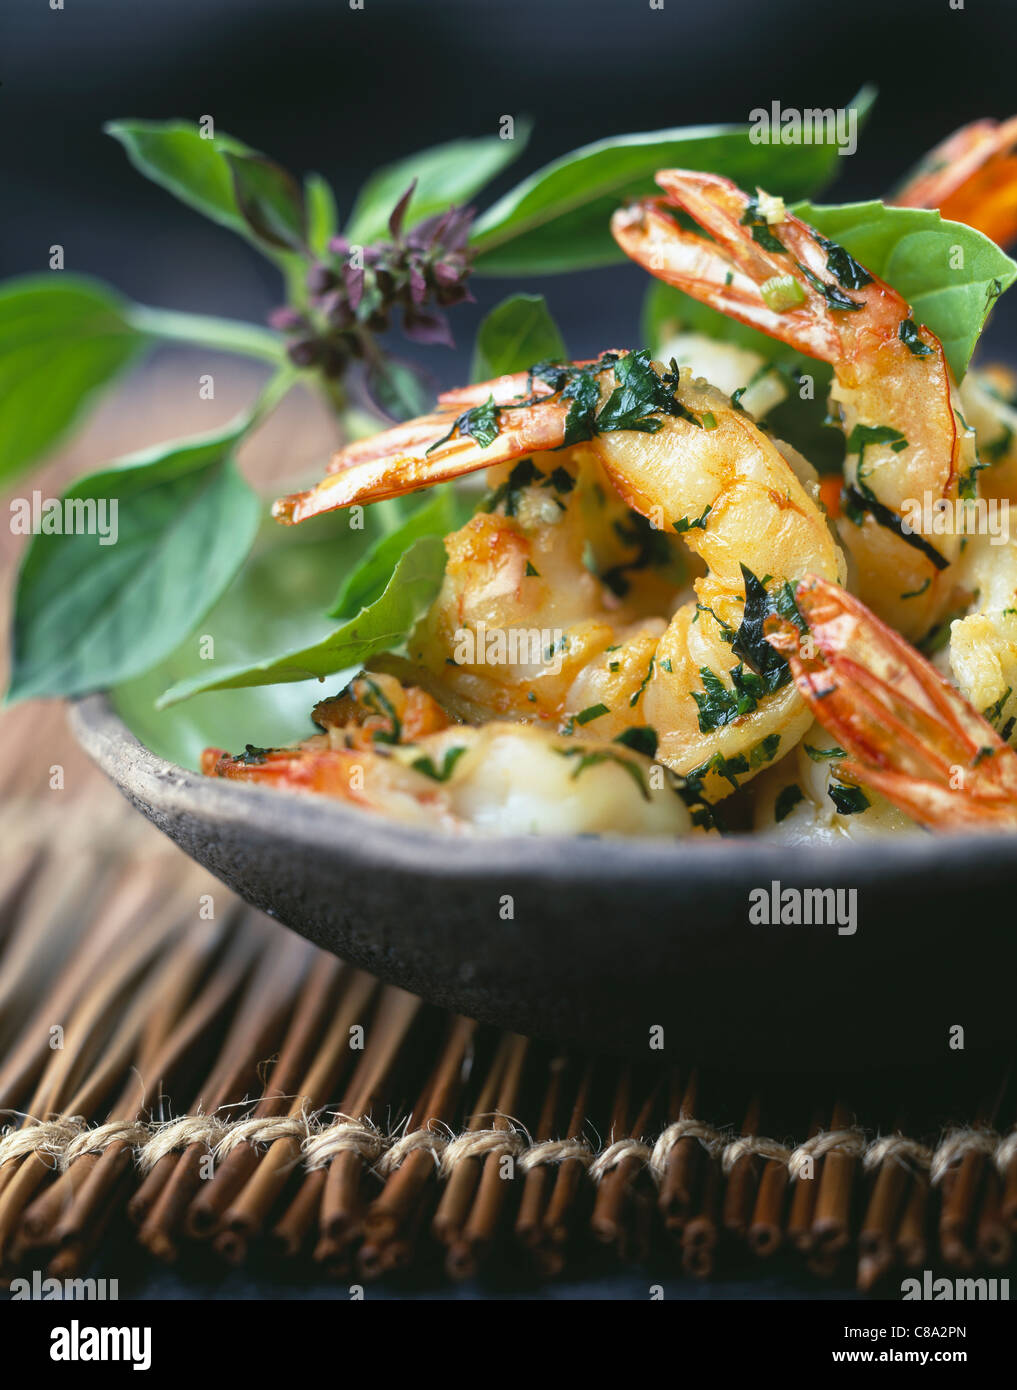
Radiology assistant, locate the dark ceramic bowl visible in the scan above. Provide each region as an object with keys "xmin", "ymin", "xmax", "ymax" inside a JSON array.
[{"xmin": 71, "ymin": 693, "xmax": 1017, "ymax": 1070}]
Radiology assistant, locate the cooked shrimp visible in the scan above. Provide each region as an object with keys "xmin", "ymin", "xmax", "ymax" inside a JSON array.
[
  {"xmin": 946, "ymin": 532, "xmax": 1017, "ymax": 742},
  {"xmin": 891, "ymin": 116, "xmax": 1017, "ymax": 249},
  {"xmin": 765, "ymin": 575, "xmax": 1017, "ymax": 831},
  {"xmin": 611, "ymin": 170, "xmax": 978, "ymax": 640},
  {"xmin": 273, "ymin": 352, "xmax": 845, "ymax": 801},
  {"xmin": 752, "ymin": 717, "xmax": 918, "ymax": 843},
  {"xmin": 203, "ymin": 673, "xmax": 692, "ymax": 837}
]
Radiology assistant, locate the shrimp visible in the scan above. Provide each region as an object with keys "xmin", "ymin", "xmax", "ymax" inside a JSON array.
[
  {"xmin": 611, "ymin": 170, "xmax": 978, "ymax": 641},
  {"xmin": 272, "ymin": 352, "xmax": 846, "ymax": 802},
  {"xmin": 752, "ymin": 716, "xmax": 918, "ymax": 843},
  {"xmin": 891, "ymin": 116, "xmax": 1017, "ymax": 249},
  {"xmin": 203, "ymin": 673, "xmax": 692, "ymax": 837},
  {"xmin": 765, "ymin": 576, "xmax": 1017, "ymax": 831}
]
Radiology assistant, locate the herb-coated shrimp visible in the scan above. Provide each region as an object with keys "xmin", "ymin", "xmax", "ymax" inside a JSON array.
[
  {"xmin": 273, "ymin": 351, "xmax": 845, "ymax": 802},
  {"xmin": 203, "ymin": 673, "xmax": 691, "ymax": 837},
  {"xmin": 765, "ymin": 576, "xmax": 1017, "ymax": 832},
  {"xmin": 611, "ymin": 170, "xmax": 978, "ymax": 641}
]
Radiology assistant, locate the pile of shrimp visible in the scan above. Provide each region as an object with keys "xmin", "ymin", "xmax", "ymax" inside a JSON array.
[{"xmin": 206, "ymin": 118, "xmax": 1017, "ymax": 840}]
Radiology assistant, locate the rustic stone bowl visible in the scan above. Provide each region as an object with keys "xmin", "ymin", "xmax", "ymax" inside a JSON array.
[{"xmin": 71, "ymin": 693, "xmax": 1017, "ymax": 1070}]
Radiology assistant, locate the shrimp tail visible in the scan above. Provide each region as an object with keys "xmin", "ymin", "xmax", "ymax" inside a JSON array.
[
  {"xmin": 891, "ymin": 115, "xmax": 1017, "ymax": 249},
  {"xmin": 765, "ymin": 575, "xmax": 1017, "ymax": 831},
  {"xmin": 611, "ymin": 169, "xmax": 912, "ymax": 364}
]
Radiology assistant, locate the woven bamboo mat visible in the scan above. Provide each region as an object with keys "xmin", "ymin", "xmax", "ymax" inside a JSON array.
[{"xmin": 1, "ymin": 700, "xmax": 1016, "ymax": 1294}]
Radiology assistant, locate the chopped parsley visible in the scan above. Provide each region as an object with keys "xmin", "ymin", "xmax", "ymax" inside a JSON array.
[
  {"xmin": 525, "ymin": 561, "xmax": 540, "ymax": 577},
  {"xmin": 629, "ymin": 655, "xmax": 655, "ymax": 707},
  {"xmin": 553, "ymin": 745, "xmax": 649, "ymax": 800},
  {"xmin": 803, "ymin": 743, "xmax": 847, "ymax": 762},
  {"xmin": 481, "ymin": 457, "xmax": 543, "ymax": 516},
  {"xmin": 673, "ymin": 504, "xmax": 712, "ymax": 534},
  {"xmin": 739, "ymin": 196, "xmax": 787, "ymax": 253},
  {"xmin": 411, "ymin": 746, "xmax": 468, "ymax": 782},
  {"xmin": 360, "ymin": 676, "xmax": 402, "ymax": 744},
  {"xmin": 575, "ymin": 703, "xmax": 610, "ymax": 726},
  {"xmin": 899, "ymin": 318, "xmax": 933, "ymax": 358},
  {"xmin": 983, "ymin": 687, "xmax": 1013, "ymax": 725},
  {"xmin": 238, "ymin": 744, "xmax": 270, "ymax": 765},
  {"xmin": 828, "ymin": 782, "xmax": 870, "ymax": 815},
  {"xmin": 815, "ymin": 235, "xmax": 873, "ymax": 291},
  {"xmin": 614, "ymin": 726, "xmax": 658, "ymax": 759},
  {"xmin": 775, "ymin": 784, "xmax": 805, "ymax": 822},
  {"xmin": 427, "ymin": 396, "xmax": 501, "ymax": 454}
]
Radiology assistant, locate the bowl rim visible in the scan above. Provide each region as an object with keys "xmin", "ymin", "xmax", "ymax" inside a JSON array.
[{"xmin": 69, "ymin": 692, "xmax": 1017, "ymax": 888}]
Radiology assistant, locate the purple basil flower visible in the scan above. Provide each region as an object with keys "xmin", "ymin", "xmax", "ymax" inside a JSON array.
[{"xmin": 403, "ymin": 307, "xmax": 454, "ymax": 348}]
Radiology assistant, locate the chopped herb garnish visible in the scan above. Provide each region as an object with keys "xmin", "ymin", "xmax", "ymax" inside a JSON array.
[
  {"xmin": 238, "ymin": 744, "xmax": 270, "ymax": 765},
  {"xmin": 740, "ymin": 197, "xmax": 787, "ymax": 253},
  {"xmin": 828, "ymin": 782, "xmax": 870, "ymax": 815},
  {"xmin": 899, "ymin": 318, "xmax": 933, "ymax": 358},
  {"xmin": 846, "ymin": 424, "xmax": 909, "ymax": 501},
  {"xmin": 575, "ymin": 702, "xmax": 610, "ymax": 725},
  {"xmin": 541, "ymin": 466, "xmax": 575, "ymax": 494},
  {"xmin": 842, "ymin": 486, "xmax": 950, "ymax": 571},
  {"xmin": 803, "ymin": 743, "xmax": 847, "ymax": 762},
  {"xmin": 525, "ymin": 561, "xmax": 540, "ymax": 577},
  {"xmin": 901, "ymin": 576, "xmax": 931, "ymax": 600},
  {"xmin": 614, "ymin": 725, "xmax": 658, "ymax": 759},
  {"xmin": 673, "ymin": 504, "xmax": 712, "ymax": 534},
  {"xmin": 691, "ymin": 662, "xmax": 768, "ymax": 732},
  {"xmin": 426, "ymin": 395, "xmax": 501, "ymax": 454},
  {"xmin": 482, "ymin": 457, "xmax": 543, "ymax": 516},
  {"xmin": 553, "ymin": 745, "xmax": 649, "ymax": 800},
  {"xmin": 411, "ymin": 745, "xmax": 468, "ymax": 782},
  {"xmin": 630, "ymin": 655, "xmax": 655, "ymax": 707},
  {"xmin": 360, "ymin": 675, "xmax": 402, "ymax": 744},
  {"xmin": 775, "ymin": 784, "xmax": 805, "ymax": 822},
  {"xmin": 983, "ymin": 687, "xmax": 1013, "ymax": 725},
  {"xmin": 761, "ymin": 275, "xmax": 805, "ymax": 312},
  {"xmin": 815, "ymin": 235, "xmax": 873, "ymax": 291},
  {"xmin": 729, "ymin": 564, "xmax": 802, "ymax": 697}
]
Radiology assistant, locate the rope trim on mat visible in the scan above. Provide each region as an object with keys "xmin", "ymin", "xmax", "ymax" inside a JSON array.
[{"xmin": 1, "ymin": 1112, "xmax": 1012, "ymax": 1182}]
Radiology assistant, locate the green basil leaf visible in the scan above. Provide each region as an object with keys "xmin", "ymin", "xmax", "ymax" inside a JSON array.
[
  {"xmin": 112, "ymin": 510, "xmax": 387, "ymax": 769},
  {"xmin": 225, "ymin": 152, "xmax": 308, "ymax": 252},
  {"xmin": 0, "ymin": 275, "xmax": 150, "ymax": 485},
  {"xmin": 795, "ymin": 200, "xmax": 1017, "ymax": 379},
  {"xmin": 7, "ymin": 418, "xmax": 260, "ymax": 702},
  {"xmin": 364, "ymin": 356, "xmax": 434, "ymax": 422},
  {"xmin": 471, "ymin": 293, "xmax": 568, "ymax": 381},
  {"xmin": 328, "ymin": 489, "xmax": 465, "ymax": 618},
  {"xmin": 305, "ymin": 172, "xmax": 339, "ymax": 256},
  {"xmin": 157, "ymin": 533, "xmax": 448, "ymax": 706},
  {"xmin": 470, "ymin": 90, "xmax": 874, "ymax": 275},
  {"xmin": 344, "ymin": 124, "xmax": 532, "ymax": 244},
  {"xmin": 105, "ymin": 119, "xmax": 254, "ymax": 235}
]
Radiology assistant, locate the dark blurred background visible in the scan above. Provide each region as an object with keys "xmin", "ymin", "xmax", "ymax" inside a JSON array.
[{"xmin": 4, "ymin": 0, "xmax": 1017, "ymax": 375}]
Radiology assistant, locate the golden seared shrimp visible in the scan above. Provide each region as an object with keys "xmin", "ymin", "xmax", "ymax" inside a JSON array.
[
  {"xmin": 274, "ymin": 352, "xmax": 845, "ymax": 802},
  {"xmin": 945, "ymin": 531, "xmax": 1017, "ymax": 743},
  {"xmin": 203, "ymin": 674, "xmax": 692, "ymax": 837},
  {"xmin": 611, "ymin": 170, "xmax": 978, "ymax": 641},
  {"xmin": 765, "ymin": 576, "xmax": 1017, "ymax": 831}
]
